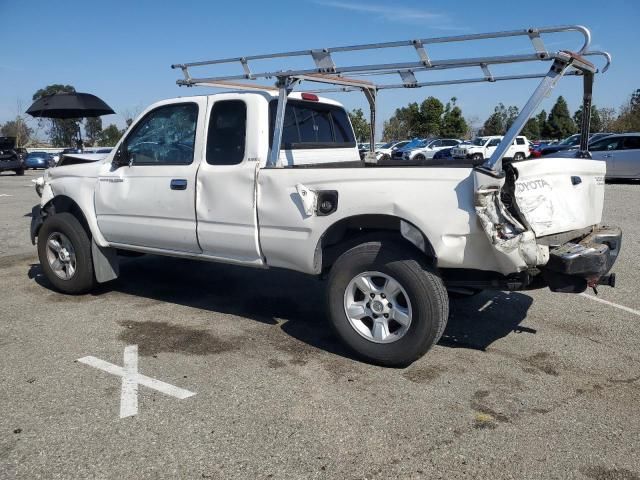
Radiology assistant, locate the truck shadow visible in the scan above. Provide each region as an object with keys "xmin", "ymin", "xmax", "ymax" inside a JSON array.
[{"xmin": 27, "ymin": 254, "xmax": 534, "ymax": 360}]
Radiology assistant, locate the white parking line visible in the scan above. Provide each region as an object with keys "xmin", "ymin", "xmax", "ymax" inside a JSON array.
[
  {"xmin": 478, "ymin": 300, "xmax": 493, "ymax": 312},
  {"xmin": 580, "ymin": 293, "xmax": 640, "ymax": 317},
  {"xmin": 78, "ymin": 345, "xmax": 196, "ymax": 418},
  {"xmin": 0, "ymin": 194, "xmax": 12, "ymax": 197}
]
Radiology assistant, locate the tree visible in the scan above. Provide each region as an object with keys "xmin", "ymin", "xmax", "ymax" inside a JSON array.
[
  {"xmin": 505, "ymin": 105, "xmax": 520, "ymax": 131},
  {"xmin": 348, "ymin": 108, "xmax": 371, "ymax": 142},
  {"xmin": 382, "ymin": 103, "xmax": 420, "ymax": 140},
  {"xmin": 480, "ymin": 103, "xmax": 507, "ymax": 136},
  {"xmin": 98, "ymin": 124, "xmax": 124, "ymax": 147},
  {"xmin": 1, "ymin": 117, "xmax": 33, "ymax": 146},
  {"xmin": 598, "ymin": 107, "xmax": 617, "ymax": 132},
  {"xmin": 546, "ymin": 96, "xmax": 576, "ymax": 140},
  {"xmin": 84, "ymin": 117, "xmax": 103, "ymax": 146},
  {"xmin": 536, "ymin": 110, "xmax": 550, "ymax": 138},
  {"xmin": 610, "ymin": 89, "xmax": 640, "ymax": 133},
  {"xmin": 440, "ymin": 98, "xmax": 468, "ymax": 138},
  {"xmin": 573, "ymin": 104, "xmax": 602, "ymax": 133},
  {"xmin": 32, "ymin": 84, "xmax": 80, "ymax": 147},
  {"xmin": 521, "ymin": 118, "xmax": 540, "ymax": 140},
  {"xmin": 417, "ymin": 96, "xmax": 444, "ymax": 137}
]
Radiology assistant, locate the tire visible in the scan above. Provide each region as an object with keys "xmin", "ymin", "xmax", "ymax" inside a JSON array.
[
  {"xmin": 414, "ymin": 154, "xmax": 426, "ymax": 162},
  {"xmin": 37, "ymin": 213, "xmax": 96, "ymax": 294},
  {"xmin": 327, "ymin": 240, "xmax": 448, "ymax": 367},
  {"xmin": 15, "ymin": 168, "xmax": 24, "ymax": 176},
  {"xmin": 513, "ymin": 152, "xmax": 525, "ymax": 161},
  {"xmin": 472, "ymin": 153, "xmax": 483, "ymax": 161}
]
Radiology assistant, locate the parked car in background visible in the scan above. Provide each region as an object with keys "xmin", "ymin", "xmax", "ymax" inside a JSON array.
[
  {"xmin": 375, "ymin": 140, "xmax": 410, "ymax": 160},
  {"xmin": 25, "ymin": 151, "xmax": 55, "ymax": 169},
  {"xmin": 452, "ymin": 135, "xmax": 530, "ymax": 161},
  {"xmin": 0, "ymin": 136, "xmax": 25, "ymax": 175},
  {"xmin": 534, "ymin": 132, "xmax": 613, "ymax": 157},
  {"xmin": 404, "ymin": 138, "xmax": 462, "ymax": 161},
  {"xmin": 391, "ymin": 138, "xmax": 427, "ymax": 159},
  {"xmin": 24, "ymin": 152, "xmax": 55, "ymax": 170},
  {"xmin": 556, "ymin": 133, "xmax": 640, "ymax": 180}
]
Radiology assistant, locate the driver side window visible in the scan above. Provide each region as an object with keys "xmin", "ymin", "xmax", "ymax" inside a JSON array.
[
  {"xmin": 590, "ymin": 136, "xmax": 622, "ymax": 152},
  {"xmin": 127, "ymin": 103, "xmax": 198, "ymax": 165},
  {"xmin": 488, "ymin": 138, "xmax": 501, "ymax": 147}
]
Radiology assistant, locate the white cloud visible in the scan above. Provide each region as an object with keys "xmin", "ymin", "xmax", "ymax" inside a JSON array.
[{"xmin": 312, "ymin": 1, "xmax": 456, "ymax": 27}]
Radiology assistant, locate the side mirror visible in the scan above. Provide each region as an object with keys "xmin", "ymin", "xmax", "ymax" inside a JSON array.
[{"xmin": 112, "ymin": 144, "xmax": 129, "ymax": 168}]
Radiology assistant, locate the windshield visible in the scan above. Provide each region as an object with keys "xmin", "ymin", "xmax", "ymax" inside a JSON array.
[
  {"xmin": 559, "ymin": 134, "xmax": 580, "ymax": 146},
  {"xmin": 472, "ymin": 137, "xmax": 487, "ymax": 146},
  {"xmin": 402, "ymin": 139, "xmax": 424, "ymax": 149}
]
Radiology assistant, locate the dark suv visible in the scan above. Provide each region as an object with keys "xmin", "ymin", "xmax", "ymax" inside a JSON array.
[{"xmin": 0, "ymin": 137, "xmax": 25, "ymax": 175}]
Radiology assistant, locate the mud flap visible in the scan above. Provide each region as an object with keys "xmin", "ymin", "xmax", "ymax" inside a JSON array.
[
  {"xmin": 473, "ymin": 169, "xmax": 548, "ymax": 274},
  {"xmin": 91, "ymin": 240, "xmax": 119, "ymax": 283}
]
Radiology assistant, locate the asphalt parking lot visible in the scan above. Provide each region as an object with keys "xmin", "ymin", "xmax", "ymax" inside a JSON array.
[{"xmin": 1, "ymin": 170, "xmax": 639, "ymax": 479}]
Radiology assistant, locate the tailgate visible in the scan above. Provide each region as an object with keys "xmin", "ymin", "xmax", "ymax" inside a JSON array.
[{"xmin": 512, "ymin": 157, "xmax": 606, "ymax": 237}]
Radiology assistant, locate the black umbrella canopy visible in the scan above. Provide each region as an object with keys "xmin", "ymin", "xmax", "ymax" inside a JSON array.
[{"xmin": 26, "ymin": 92, "xmax": 115, "ymax": 119}]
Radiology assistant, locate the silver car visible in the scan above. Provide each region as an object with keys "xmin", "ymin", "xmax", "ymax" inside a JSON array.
[{"xmin": 587, "ymin": 133, "xmax": 640, "ymax": 180}]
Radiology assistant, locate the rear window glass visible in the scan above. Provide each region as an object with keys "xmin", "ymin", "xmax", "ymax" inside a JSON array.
[
  {"xmin": 207, "ymin": 100, "xmax": 246, "ymax": 165},
  {"xmin": 269, "ymin": 100, "xmax": 356, "ymax": 149},
  {"xmin": 623, "ymin": 136, "xmax": 640, "ymax": 150},
  {"xmin": 516, "ymin": 138, "xmax": 525, "ymax": 145}
]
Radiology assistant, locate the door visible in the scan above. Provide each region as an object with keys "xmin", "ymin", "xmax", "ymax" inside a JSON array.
[
  {"xmin": 195, "ymin": 98, "xmax": 263, "ymax": 266},
  {"xmin": 588, "ymin": 135, "xmax": 623, "ymax": 178},
  {"xmin": 485, "ymin": 137, "xmax": 501, "ymax": 157},
  {"xmin": 617, "ymin": 135, "xmax": 640, "ymax": 178},
  {"xmin": 95, "ymin": 99, "xmax": 207, "ymax": 252}
]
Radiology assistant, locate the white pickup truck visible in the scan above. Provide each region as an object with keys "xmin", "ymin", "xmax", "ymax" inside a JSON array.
[
  {"xmin": 452, "ymin": 135, "xmax": 530, "ymax": 162},
  {"xmin": 30, "ymin": 27, "xmax": 620, "ymax": 366}
]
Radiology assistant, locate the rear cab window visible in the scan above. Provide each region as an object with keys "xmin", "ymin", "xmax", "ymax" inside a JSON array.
[{"xmin": 269, "ymin": 100, "xmax": 356, "ymax": 149}]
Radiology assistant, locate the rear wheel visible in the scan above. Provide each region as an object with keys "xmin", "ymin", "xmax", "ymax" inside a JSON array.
[
  {"xmin": 513, "ymin": 152, "xmax": 525, "ymax": 161},
  {"xmin": 37, "ymin": 213, "xmax": 96, "ymax": 294},
  {"xmin": 327, "ymin": 240, "xmax": 448, "ymax": 367}
]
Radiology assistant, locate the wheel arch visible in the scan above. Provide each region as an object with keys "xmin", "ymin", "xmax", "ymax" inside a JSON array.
[
  {"xmin": 316, "ymin": 214, "xmax": 437, "ymax": 274},
  {"xmin": 40, "ymin": 195, "xmax": 93, "ymax": 240}
]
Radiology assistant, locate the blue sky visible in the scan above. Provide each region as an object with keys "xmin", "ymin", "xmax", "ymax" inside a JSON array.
[{"xmin": 1, "ymin": 0, "xmax": 638, "ymax": 137}]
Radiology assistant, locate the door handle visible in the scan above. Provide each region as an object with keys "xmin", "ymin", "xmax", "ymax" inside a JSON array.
[{"xmin": 170, "ymin": 179, "xmax": 188, "ymax": 190}]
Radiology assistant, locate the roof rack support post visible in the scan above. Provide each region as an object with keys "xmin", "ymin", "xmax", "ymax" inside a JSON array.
[
  {"xmin": 267, "ymin": 77, "xmax": 297, "ymax": 168},
  {"xmin": 484, "ymin": 56, "xmax": 572, "ymax": 173},
  {"xmin": 362, "ymin": 87, "xmax": 377, "ymax": 163},
  {"xmin": 578, "ymin": 70, "xmax": 594, "ymax": 155}
]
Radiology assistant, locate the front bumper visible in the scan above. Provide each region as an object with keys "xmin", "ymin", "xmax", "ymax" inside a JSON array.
[{"xmin": 542, "ymin": 226, "xmax": 621, "ymax": 292}]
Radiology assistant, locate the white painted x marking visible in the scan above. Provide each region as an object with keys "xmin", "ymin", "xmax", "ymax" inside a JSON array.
[{"xmin": 77, "ymin": 345, "xmax": 196, "ymax": 418}]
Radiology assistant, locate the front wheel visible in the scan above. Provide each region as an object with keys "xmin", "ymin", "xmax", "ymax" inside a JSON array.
[
  {"xmin": 37, "ymin": 213, "xmax": 96, "ymax": 294},
  {"xmin": 472, "ymin": 153, "xmax": 483, "ymax": 161},
  {"xmin": 327, "ymin": 240, "xmax": 448, "ymax": 367}
]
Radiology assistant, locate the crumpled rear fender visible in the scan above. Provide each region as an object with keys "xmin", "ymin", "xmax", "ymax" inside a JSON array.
[{"xmin": 473, "ymin": 168, "xmax": 549, "ymax": 274}]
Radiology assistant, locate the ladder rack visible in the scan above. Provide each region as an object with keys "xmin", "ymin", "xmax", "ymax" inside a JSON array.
[{"xmin": 171, "ymin": 26, "xmax": 611, "ymax": 171}]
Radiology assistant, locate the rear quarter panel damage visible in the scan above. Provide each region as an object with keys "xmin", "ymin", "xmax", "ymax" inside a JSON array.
[{"xmin": 257, "ymin": 167, "xmax": 511, "ymax": 275}]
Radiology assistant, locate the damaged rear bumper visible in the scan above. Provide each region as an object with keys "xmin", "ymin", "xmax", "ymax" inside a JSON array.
[{"xmin": 541, "ymin": 226, "xmax": 621, "ymax": 293}]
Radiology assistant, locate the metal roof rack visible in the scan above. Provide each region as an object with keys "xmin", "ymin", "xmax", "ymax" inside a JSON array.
[{"xmin": 171, "ymin": 26, "xmax": 611, "ymax": 171}]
